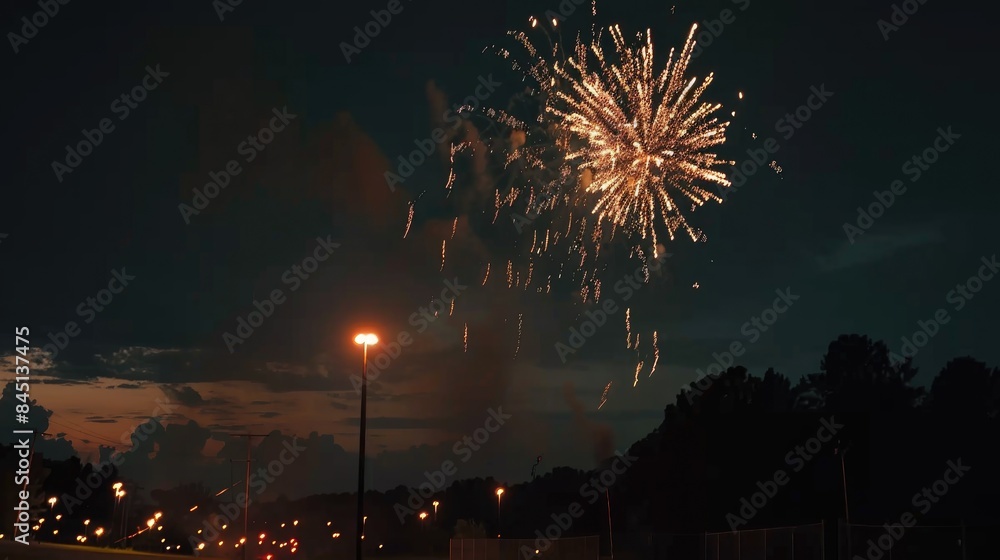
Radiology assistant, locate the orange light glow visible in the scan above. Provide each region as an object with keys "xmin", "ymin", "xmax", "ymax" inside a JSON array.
[{"xmin": 354, "ymin": 333, "xmax": 378, "ymax": 345}]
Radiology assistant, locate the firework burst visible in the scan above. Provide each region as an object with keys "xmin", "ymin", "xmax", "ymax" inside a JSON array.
[
  {"xmin": 500, "ymin": 19, "xmax": 732, "ymax": 248},
  {"xmin": 472, "ymin": 12, "xmax": 733, "ymax": 300},
  {"xmin": 549, "ymin": 23, "xmax": 732, "ymax": 246}
]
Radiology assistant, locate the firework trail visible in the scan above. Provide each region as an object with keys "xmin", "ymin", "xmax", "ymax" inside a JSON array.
[
  {"xmin": 404, "ymin": 202, "xmax": 414, "ymax": 238},
  {"xmin": 598, "ymin": 381, "xmax": 612, "ymax": 410},
  {"xmin": 514, "ymin": 313, "xmax": 524, "ymax": 357},
  {"xmin": 649, "ymin": 330, "xmax": 659, "ymax": 377},
  {"xmin": 625, "ymin": 307, "xmax": 632, "ymax": 348}
]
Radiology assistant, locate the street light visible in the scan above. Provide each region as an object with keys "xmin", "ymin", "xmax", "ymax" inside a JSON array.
[
  {"xmin": 115, "ymin": 489, "xmax": 126, "ymax": 548},
  {"xmin": 496, "ymin": 488, "xmax": 504, "ymax": 538},
  {"xmin": 432, "ymin": 500, "xmax": 440, "ymax": 522},
  {"xmin": 355, "ymin": 333, "xmax": 378, "ymax": 560}
]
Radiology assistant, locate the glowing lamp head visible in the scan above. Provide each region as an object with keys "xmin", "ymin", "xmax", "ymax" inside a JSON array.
[
  {"xmin": 419, "ymin": 512, "xmax": 428, "ymax": 520},
  {"xmin": 496, "ymin": 488, "xmax": 505, "ymax": 497},
  {"xmin": 354, "ymin": 333, "xmax": 378, "ymax": 345},
  {"xmin": 47, "ymin": 497, "xmax": 57, "ymax": 506},
  {"xmin": 433, "ymin": 500, "xmax": 439, "ymax": 507},
  {"xmin": 147, "ymin": 519, "xmax": 156, "ymax": 528},
  {"xmin": 112, "ymin": 482, "xmax": 123, "ymax": 490}
]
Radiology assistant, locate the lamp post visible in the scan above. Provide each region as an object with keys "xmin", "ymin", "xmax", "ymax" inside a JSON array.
[
  {"xmin": 110, "ymin": 482, "xmax": 122, "ymax": 539},
  {"xmin": 432, "ymin": 500, "xmax": 439, "ymax": 523},
  {"xmin": 495, "ymin": 488, "xmax": 504, "ymax": 538},
  {"xmin": 355, "ymin": 333, "xmax": 378, "ymax": 560}
]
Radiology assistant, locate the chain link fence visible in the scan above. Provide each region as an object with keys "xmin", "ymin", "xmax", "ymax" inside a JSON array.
[
  {"xmin": 839, "ymin": 521, "xmax": 1000, "ymax": 560},
  {"xmin": 450, "ymin": 535, "xmax": 599, "ymax": 560},
  {"xmin": 613, "ymin": 522, "xmax": 826, "ymax": 560}
]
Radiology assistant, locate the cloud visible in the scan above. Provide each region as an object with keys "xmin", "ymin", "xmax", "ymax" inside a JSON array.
[
  {"xmin": 816, "ymin": 226, "xmax": 942, "ymax": 271},
  {"xmin": 161, "ymin": 385, "xmax": 207, "ymax": 407}
]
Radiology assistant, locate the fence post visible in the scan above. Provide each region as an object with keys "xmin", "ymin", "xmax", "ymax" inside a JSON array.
[
  {"xmin": 821, "ymin": 520, "xmax": 825, "ymax": 560},
  {"xmin": 791, "ymin": 528, "xmax": 795, "ymax": 560},
  {"xmin": 961, "ymin": 520, "xmax": 967, "ymax": 560}
]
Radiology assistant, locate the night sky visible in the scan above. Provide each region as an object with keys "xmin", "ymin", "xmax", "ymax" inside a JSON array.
[{"xmin": 2, "ymin": 0, "xmax": 995, "ymax": 497}]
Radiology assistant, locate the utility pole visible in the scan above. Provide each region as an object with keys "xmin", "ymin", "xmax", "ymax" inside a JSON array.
[{"xmin": 227, "ymin": 434, "xmax": 269, "ymax": 560}]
